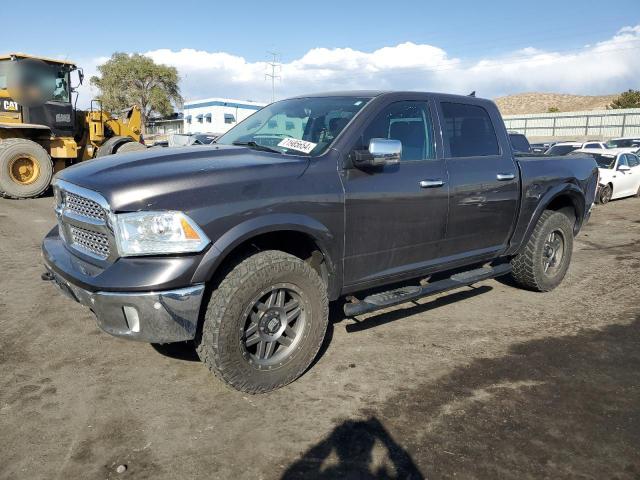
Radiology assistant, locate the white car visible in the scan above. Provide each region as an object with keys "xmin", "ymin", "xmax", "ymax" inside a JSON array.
[
  {"xmin": 572, "ymin": 148, "xmax": 640, "ymax": 204},
  {"xmin": 606, "ymin": 137, "xmax": 640, "ymax": 149},
  {"xmin": 545, "ymin": 141, "xmax": 606, "ymax": 155}
]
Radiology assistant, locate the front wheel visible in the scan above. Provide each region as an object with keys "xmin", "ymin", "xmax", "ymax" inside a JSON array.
[
  {"xmin": 510, "ymin": 210, "xmax": 574, "ymax": 292},
  {"xmin": 599, "ymin": 184, "xmax": 612, "ymax": 204},
  {"xmin": 196, "ymin": 250, "xmax": 329, "ymax": 393}
]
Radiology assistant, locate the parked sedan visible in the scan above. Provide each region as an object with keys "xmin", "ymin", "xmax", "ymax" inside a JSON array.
[{"xmin": 572, "ymin": 148, "xmax": 640, "ymax": 204}]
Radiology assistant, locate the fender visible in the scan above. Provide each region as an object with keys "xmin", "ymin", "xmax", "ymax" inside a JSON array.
[
  {"xmin": 506, "ymin": 182, "xmax": 586, "ymax": 256},
  {"xmin": 191, "ymin": 213, "xmax": 341, "ymax": 298}
]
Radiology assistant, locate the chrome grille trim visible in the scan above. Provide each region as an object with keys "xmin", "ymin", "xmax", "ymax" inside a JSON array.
[
  {"xmin": 64, "ymin": 192, "xmax": 106, "ymax": 221},
  {"xmin": 53, "ymin": 179, "xmax": 117, "ymax": 264},
  {"xmin": 69, "ymin": 225, "xmax": 111, "ymax": 258}
]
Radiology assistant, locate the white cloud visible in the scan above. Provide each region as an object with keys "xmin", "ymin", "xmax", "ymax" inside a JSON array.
[{"xmin": 78, "ymin": 25, "xmax": 640, "ymax": 108}]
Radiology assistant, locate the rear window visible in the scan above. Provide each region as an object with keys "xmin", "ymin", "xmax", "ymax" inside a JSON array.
[
  {"xmin": 441, "ymin": 102, "xmax": 499, "ymax": 157},
  {"xmin": 509, "ymin": 133, "xmax": 531, "ymax": 153},
  {"xmin": 572, "ymin": 152, "xmax": 616, "ymax": 169},
  {"xmin": 606, "ymin": 139, "xmax": 640, "ymax": 148}
]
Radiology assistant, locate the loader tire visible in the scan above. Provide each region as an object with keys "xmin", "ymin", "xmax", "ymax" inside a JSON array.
[
  {"xmin": 114, "ymin": 141, "xmax": 147, "ymax": 154},
  {"xmin": 0, "ymin": 138, "xmax": 53, "ymax": 199},
  {"xmin": 95, "ymin": 136, "xmax": 132, "ymax": 157}
]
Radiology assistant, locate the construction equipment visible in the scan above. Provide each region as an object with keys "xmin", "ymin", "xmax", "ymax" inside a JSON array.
[{"xmin": 0, "ymin": 53, "xmax": 146, "ymax": 199}]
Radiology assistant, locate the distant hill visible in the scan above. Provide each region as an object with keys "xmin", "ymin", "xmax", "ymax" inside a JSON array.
[{"xmin": 494, "ymin": 92, "xmax": 618, "ymax": 115}]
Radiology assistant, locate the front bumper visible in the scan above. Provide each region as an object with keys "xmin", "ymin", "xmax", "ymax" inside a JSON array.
[{"xmin": 44, "ymin": 264, "xmax": 204, "ymax": 343}]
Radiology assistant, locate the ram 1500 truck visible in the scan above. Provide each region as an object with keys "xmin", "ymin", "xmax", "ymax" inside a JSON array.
[{"xmin": 42, "ymin": 91, "xmax": 598, "ymax": 393}]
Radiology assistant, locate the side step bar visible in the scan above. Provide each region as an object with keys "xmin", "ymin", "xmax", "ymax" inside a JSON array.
[{"xmin": 343, "ymin": 264, "xmax": 512, "ymax": 317}]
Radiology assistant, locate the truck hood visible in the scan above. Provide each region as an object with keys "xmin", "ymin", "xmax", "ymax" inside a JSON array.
[{"xmin": 57, "ymin": 145, "xmax": 310, "ymax": 212}]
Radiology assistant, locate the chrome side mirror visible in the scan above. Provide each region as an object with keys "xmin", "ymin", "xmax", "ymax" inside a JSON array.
[{"xmin": 353, "ymin": 138, "xmax": 402, "ymax": 169}]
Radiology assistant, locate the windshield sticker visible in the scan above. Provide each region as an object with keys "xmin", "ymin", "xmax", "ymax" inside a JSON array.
[{"xmin": 278, "ymin": 138, "xmax": 317, "ymax": 154}]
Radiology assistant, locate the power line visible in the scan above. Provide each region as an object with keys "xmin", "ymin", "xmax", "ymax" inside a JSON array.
[{"xmin": 265, "ymin": 51, "xmax": 281, "ymax": 103}]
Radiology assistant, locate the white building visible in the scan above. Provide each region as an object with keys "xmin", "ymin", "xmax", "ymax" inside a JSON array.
[{"xmin": 183, "ymin": 98, "xmax": 265, "ymax": 135}]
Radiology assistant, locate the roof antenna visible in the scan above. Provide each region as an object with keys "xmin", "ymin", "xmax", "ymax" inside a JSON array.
[{"xmin": 468, "ymin": 91, "xmax": 476, "ymax": 97}]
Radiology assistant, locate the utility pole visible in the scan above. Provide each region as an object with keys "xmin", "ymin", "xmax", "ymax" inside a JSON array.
[{"xmin": 265, "ymin": 51, "xmax": 281, "ymax": 103}]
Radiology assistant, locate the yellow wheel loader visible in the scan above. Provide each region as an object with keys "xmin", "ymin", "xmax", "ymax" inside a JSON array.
[{"xmin": 0, "ymin": 53, "xmax": 146, "ymax": 199}]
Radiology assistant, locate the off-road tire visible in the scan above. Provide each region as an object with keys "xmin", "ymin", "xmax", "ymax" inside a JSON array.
[
  {"xmin": 114, "ymin": 141, "xmax": 147, "ymax": 154},
  {"xmin": 510, "ymin": 210, "xmax": 574, "ymax": 292},
  {"xmin": 196, "ymin": 250, "xmax": 329, "ymax": 394},
  {"xmin": 0, "ymin": 138, "xmax": 53, "ymax": 199}
]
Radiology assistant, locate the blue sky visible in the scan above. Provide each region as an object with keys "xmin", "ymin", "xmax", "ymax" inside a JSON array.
[{"xmin": 3, "ymin": 0, "xmax": 639, "ymax": 103}]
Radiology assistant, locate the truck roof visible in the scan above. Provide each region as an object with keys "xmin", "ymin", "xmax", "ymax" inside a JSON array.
[
  {"xmin": 288, "ymin": 90, "xmax": 491, "ymax": 103},
  {"xmin": 0, "ymin": 52, "xmax": 77, "ymax": 67}
]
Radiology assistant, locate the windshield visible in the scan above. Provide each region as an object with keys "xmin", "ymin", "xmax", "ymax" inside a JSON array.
[
  {"xmin": 546, "ymin": 145, "xmax": 579, "ymax": 156},
  {"xmin": 2, "ymin": 59, "xmax": 71, "ymax": 104},
  {"xmin": 216, "ymin": 96, "xmax": 371, "ymax": 156},
  {"xmin": 606, "ymin": 138, "xmax": 640, "ymax": 148}
]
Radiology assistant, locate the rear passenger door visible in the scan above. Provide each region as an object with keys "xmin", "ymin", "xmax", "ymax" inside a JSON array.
[{"xmin": 438, "ymin": 100, "xmax": 520, "ymax": 260}]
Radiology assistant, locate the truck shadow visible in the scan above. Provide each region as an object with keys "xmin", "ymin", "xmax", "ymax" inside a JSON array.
[
  {"xmin": 280, "ymin": 416, "xmax": 424, "ymax": 480},
  {"xmin": 150, "ymin": 341, "xmax": 200, "ymax": 362},
  {"xmin": 281, "ymin": 314, "xmax": 640, "ymax": 479}
]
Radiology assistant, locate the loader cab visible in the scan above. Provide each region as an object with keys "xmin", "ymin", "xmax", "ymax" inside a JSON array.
[{"xmin": 0, "ymin": 54, "xmax": 80, "ymax": 136}]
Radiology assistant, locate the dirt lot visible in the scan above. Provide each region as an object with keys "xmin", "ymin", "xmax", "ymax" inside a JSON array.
[{"xmin": 1, "ymin": 195, "xmax": 639, "ymax": 480}]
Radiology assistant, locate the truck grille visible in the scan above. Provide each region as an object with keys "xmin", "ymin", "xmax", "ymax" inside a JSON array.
[
  {"xmin": 64, "ymin": 192, "xmax": 106, "ymax": 221},
  {"xmin": 69, "ymin": 225, "xmax": 111, "ymax": 259},
  {"xmin": 55, "ymin": 180, "xmax": 116, "ymax": 263}
]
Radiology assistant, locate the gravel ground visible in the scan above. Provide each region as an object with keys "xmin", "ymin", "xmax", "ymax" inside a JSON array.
[{"xmin": 0, "ymin": 195, "xmax": 638, "ymax": 480}]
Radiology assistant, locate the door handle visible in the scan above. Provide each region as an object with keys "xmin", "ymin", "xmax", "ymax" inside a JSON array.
[
  {"xmin": 419, "ymin": 179, "xmax": 445, "ymax": 188},
  {"xmin": 496, "ymin": 173, "xmax": 515, "ymax": 181}
]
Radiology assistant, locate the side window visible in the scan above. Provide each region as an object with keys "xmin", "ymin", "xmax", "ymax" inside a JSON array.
[
  {"xmin": 618, "ymin": 155, "xmax": 629, "ymax": 167},
  {"xmin": 585, "ymin": 143, "xmax": 599, "ymax": 149},
  {"xmin": 360, "ymin": 101, "xmax": 435, "ymax": 161},
  {"xmin": 627, "ymin": 154, "xmax": 639, "ymax": 167},
  {"xmin": 441, "ymin": 102, "xmax": 500, "ymax": 157}
]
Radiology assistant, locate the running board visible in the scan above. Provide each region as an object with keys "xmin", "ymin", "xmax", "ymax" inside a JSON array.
[{"xmin": 343, "ymin": 264, "xmax": 512, "ymax": 317}]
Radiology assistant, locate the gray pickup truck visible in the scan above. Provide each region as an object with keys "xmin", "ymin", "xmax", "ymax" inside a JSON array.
[{"xmin": 42, "ymin": 91, "xmax": 598, "ymax": 393}]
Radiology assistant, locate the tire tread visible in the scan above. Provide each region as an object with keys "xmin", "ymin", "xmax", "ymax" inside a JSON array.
[{"xmin": 196, "ymin": 250, "xmax": 329, "ymax": 394}]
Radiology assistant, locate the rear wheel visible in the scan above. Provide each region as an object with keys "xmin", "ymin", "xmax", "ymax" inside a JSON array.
[
  {"xmin": 196, "ymin": 250, "xmax": 329, "ymax": 393},
  {"xmin": 0, "ymin": 138, "xmax": 53, "ymax": 199},
  {"xmin": 510, "ymin": 210, "xmax": 574, "ymax": 292},
  {"xmin": 599, "ymin": 184, "xmax": 612, "ymax": 204}
]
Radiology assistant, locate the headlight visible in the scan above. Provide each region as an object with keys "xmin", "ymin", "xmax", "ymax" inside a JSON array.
[{"xmin": 114, "ymin": 211, "xmax": 210, "ymax": 256}]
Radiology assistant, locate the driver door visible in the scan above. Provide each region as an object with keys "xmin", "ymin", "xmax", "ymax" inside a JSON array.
[
  {"xmin": 342, "ymin": 98, "xmax": 449, "ymax": 288},
  {"xmin": 616, "ymin": 154, "xmax": 635, "ymax": 197}
]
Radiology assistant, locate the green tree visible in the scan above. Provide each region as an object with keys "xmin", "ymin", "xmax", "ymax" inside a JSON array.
[
  {"xmin": 609, "ymin": 89, "xmax": 640, "ymax": 109},
  {"xmin": 90, "ymin": 53, "xmax": 182, "ymax": 131},
  {"xmin": 547, "ymin": 106, "xmax": 560, "ymax": 113}
]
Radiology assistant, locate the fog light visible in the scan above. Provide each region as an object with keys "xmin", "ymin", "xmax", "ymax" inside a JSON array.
[{"xmin": 122, "ymin": 306, "xmax": 140, "ymax": 332}]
